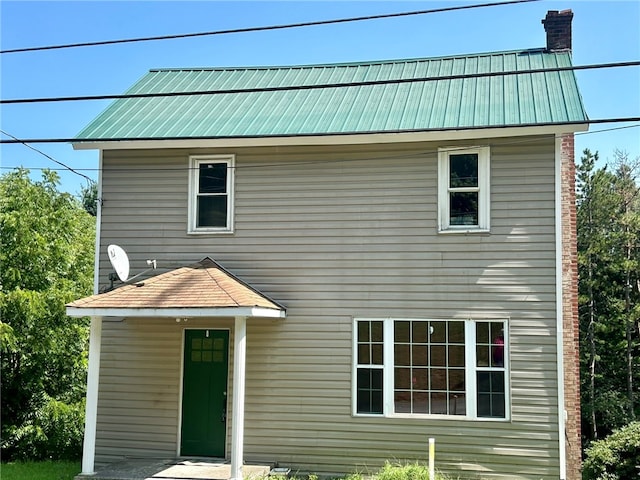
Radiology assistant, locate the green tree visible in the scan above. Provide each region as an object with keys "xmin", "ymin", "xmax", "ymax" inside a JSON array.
[
  {"xmin": 80, "ymin": 181, "xmax": 98, "ymax": 216},
  {"xmin": 0, "ymin": 168, "xmax": 95, "ymax": 460},
  {"xmin": 583, "ymin": 421, "xmax": 640, "ymax": 480},
  {"xmin": 611, "ymin": 150, "xmax": 640, "ymax": 423},
  {"xmin": 577, "ymin": 149, "xmax": 640, "ymax": 444}
]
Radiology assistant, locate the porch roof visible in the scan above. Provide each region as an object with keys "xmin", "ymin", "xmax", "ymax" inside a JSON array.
[{"xmin": 65, "ymin": 257, "xmax": 286, "ymax": 319}]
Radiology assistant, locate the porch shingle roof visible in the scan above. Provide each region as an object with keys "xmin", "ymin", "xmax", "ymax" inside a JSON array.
[{"xmin": 66, "ymin": 257, "xmax": 285, "ymax": 318}]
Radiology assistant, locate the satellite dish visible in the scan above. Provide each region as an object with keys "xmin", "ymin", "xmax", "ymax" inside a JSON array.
[{"xmin": 107, "ymin": 244, "xmax": 130, "ymax": 282}]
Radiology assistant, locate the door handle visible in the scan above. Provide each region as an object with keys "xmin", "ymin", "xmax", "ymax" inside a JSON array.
[{"xmin": 221, "ymin": 391, "xmax": 227, "ymax": 422}]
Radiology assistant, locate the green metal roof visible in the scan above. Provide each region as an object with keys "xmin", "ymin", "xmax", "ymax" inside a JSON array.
[{"xmin": 76, "ymin": 48, "xmax": 588, "ymax": 141}]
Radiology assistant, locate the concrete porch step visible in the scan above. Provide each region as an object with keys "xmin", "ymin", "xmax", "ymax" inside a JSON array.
[{"xmin": 75, "ymin": 458, "xmax": 273, "ymax": 480}]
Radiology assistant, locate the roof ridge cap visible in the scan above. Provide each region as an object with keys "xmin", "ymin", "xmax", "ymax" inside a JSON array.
[
  {"xmin": 197, "ymin": 257, "xmax": 286, "ymax": 311},
  {"xmin": 147, "ymin": 47, "xmax": 552, "ymax": 73}
]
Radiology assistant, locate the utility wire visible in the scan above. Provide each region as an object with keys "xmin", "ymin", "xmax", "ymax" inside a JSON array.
[
  {"xmin": 3, "ymin": 125, "xmax": 638, "ymax": 176},
  {"xmin": 2, "ymin": 61, "xmax": 638, "ymax": 105},
  {"xmin": 575, "ymin": 123, "xmax": 640, "ymax": 136},
  {"xmin": 1, "ymin": 118, "xmax": 638, "ymax": 145},
  {"xmin": 0, "ymin": 129, "xmax": 94, "ymax": 183},
  {"xmin": 0, "ymin": 0, "xmax": 540, "ymax": 54}
]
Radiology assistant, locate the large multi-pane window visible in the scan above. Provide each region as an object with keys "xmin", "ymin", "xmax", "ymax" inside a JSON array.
[
  {"xmin": 438, "ymin": 147, "xmax": 490, "ymax": 232},
  {"xmin": 188, "ymin": 155, "xmax": 235, "ymax": 234},
  {"xmin": 394, "ymin": 320, "xmax": 466, "ymax": 415},
  {"xmin": 353, "ymin": 318, "xmax": 508, "ymax": 420}
]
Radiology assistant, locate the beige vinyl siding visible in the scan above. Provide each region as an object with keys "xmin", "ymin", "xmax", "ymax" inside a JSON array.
[
  {"xmin": 95, "ymin": 318, "xmax": 236, "ymax": 466},
  {"xmin": 95, "ymin": 137, "xmax": 560, "ymax": 478},
  {"xmin": 95, "ymin": 320, "xmax": 180, "ymax": 464}
]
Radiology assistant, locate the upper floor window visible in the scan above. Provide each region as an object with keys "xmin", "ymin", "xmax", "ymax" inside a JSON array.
[
  {"xmin": 438, "ymin": 147, "xmax": 490, "ymax": 233},
  {"xmin": 188, "ymin": 155, "xmax": 234, "ymax": 234},
  {"xmin": 353, "ymin": 318, "xmax": 508, "ymax": 420}
]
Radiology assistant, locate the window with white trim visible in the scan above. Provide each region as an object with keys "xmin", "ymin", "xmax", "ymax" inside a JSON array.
[
  {"xmin": 353, "ymin": 318, "xmax": 508, "ymax": 420},
  {"xmin": 438, "ymin": 147, "xmax": 490, "ymax": 232},
  {"xmin": 188, "ymin": 155, "xmax": 234, "ymax": 234},
  {"xmin": 355, "ymin": 320, "xmax": 384, "ymax": 414}
]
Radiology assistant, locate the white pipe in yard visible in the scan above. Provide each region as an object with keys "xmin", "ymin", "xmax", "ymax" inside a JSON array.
[{"xmin": 428, "ymin": 437, "xmax": 435, "ymax": 480}]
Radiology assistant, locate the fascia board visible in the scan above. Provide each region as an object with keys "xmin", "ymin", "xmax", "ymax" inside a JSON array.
[
  {"xmin": 66, "ymin": 306, "xmax": 286, "ymax": 319},
  {"xmin": 72, "ymin": 123, "xmax": 589, "ymax": 151}
]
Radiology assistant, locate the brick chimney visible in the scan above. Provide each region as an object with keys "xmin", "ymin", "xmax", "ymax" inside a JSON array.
[{"xmin": 542, "ymin": 10, "xmax": 573, "ymax": 52}]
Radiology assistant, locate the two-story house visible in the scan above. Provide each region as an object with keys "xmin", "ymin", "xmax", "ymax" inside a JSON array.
[{"xmin": 68, "ymin": 10, "xmax": 586, "ymax": 480}]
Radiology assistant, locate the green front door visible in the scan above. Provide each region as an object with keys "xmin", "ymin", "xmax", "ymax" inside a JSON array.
[{"xmin": 180, "ymin": 329, "xmax": 229, "ymax": 457}]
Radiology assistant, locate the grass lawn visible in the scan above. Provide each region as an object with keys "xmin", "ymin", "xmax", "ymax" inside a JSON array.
[
  {"xmin": 1, "ymin": 460, "xmax": 80, "ymax": 480},
  {"xmin": 0, "ymin": 459, "xmax": 456, "ymax": 480}
]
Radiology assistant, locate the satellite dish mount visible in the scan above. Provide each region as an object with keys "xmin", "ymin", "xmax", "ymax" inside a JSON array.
[{"xmin": 106, "ymin": 244, "xmax": 156, "ymax": 291}]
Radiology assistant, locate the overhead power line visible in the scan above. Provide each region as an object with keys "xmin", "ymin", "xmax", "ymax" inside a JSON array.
[
  {"xmin": 3, "ymin": 125, "xmax": 638, "ymax": 176},
  {"xmin": 0, "ymin": 0, "xmax": 540, "ymax": 54},
  {"xmin": 2, "ymin": 61, "xmax": 638, "ymax": 105},
  {"xmin": 0, "ymin": 130, "xmax": 94, "ymax": 183},
  {"xmin": 2, "ymin": 117, "xmax": 639, "ymax": 145}
]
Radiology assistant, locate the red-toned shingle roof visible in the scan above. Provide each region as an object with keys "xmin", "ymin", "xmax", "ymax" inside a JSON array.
[{"xmin": 66, "ymin": 257, "xmax": 285, "ymax": 318}]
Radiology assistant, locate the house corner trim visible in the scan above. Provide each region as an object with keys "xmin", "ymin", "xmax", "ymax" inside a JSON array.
[
  {"xmin": 81, "ymin": 316, "xmax": 103, "ymax": 475},
  {"xmin": 230, "ymin": 316, "xmax": 247, "ymax": 480}
]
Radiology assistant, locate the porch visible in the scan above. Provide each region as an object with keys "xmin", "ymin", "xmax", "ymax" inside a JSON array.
[
  {"xmin": 74, "ymin": 458, "xmax": 278, "ymax": 480},
  {"xmin": 66, "ymin": 258, "xmax": 287, "ymax": 479}
]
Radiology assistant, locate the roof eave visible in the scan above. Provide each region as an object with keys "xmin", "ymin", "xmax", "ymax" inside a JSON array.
[
  {"xmin": 65, "ymin": 305, "xmax": 287, "ymax": 319},
  {"xmin": 72, "ymin": 123, "xmax": 590, "ymax": 151}
]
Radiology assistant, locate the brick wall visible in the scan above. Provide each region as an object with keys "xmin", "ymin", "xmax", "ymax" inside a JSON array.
[
  {"xmin": 542, "ymin": 10, "xmax": 573, "ymax": 52},
  {"xmin": 560, "ymin": 133, "xmax": 581, "ymax": 479}
]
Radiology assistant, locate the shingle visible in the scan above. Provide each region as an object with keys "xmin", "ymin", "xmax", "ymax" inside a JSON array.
[
  {"xmin": 76, "ymin": 49, "xmax": 588, "ymax": 141},
  {"xmin": 67, "ymin": 258, "xmax": 284, "ymax": 311}
]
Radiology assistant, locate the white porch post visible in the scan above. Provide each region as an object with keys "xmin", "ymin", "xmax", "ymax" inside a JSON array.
[
  {"xmin": 81, "ymin": 316, "xmax": 102, "ymax": 474},
  {"xmin": 231, "ymin": 316, "xmax": 247, "ymax": 480}
]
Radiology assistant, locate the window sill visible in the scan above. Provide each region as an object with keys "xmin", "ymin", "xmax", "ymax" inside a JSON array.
[
  {"xmin": 187, "ymin": 229, "xmax": 234, "ymax": 235},
  {"xmin": 388, "ymin": 413, "xmax": 508, "ymax": 421},
  {"xmin": 438, "ymin": 228, "xmax": 490, "ymax": 235},
  {"xmin": 353, "ymin": 412, "xmax": 509, "ymax": 422}
]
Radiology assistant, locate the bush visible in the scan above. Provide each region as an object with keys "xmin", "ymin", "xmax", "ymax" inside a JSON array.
[
  {"xmin": 582, "ymin": 421, "xmax": 640, "ymax": 480},
  {"xmin": 1, "ymin": 395, "xmax": 85, "ymax": 461},
  {"xmin": 375, "ymin": 461, "xmax": 453, "ymax": 480}
]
